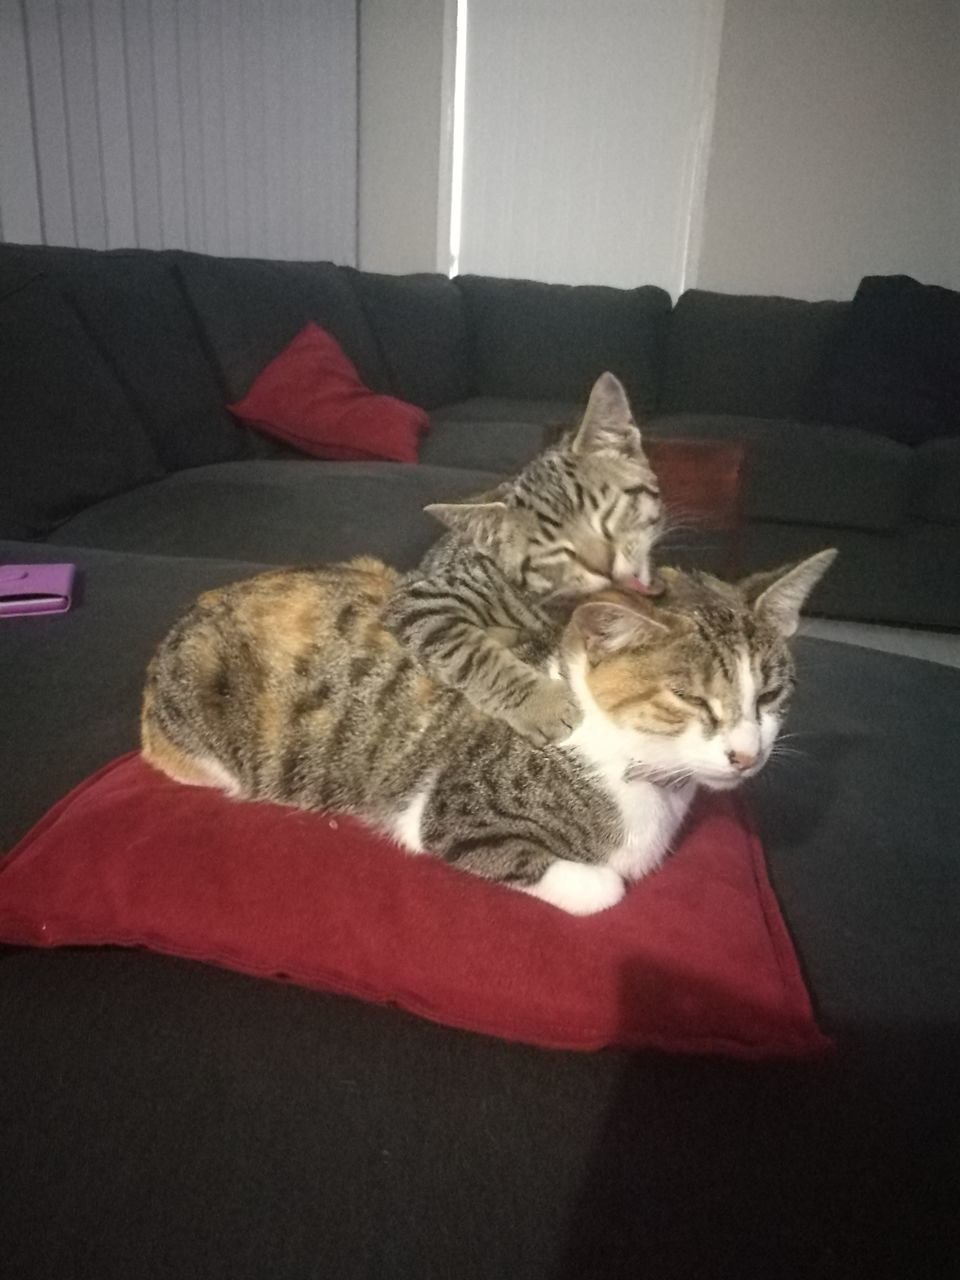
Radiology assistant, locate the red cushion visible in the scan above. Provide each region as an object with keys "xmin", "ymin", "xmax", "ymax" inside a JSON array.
[
  {"xmin": 0, "ymin": 755, "xmax": 830, "ymax": 1059},
  {"xmin": 228, "ymin": 323, "xmax": 429, "ymax": 462}
]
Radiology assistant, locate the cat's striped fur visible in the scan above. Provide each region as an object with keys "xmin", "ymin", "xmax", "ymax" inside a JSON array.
[
  {"xmin": 383, "ymin": 373, "xmax": 665, "ymax": 745},
  {"xmin": 141, "ymin": 551, "xmax": 835, "ymax": 914}
]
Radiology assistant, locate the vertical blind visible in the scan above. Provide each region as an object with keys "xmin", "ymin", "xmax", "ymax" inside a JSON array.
[
  {"xmin": 0, "ymin": 0, "xmax": 358, "ymax": 262},
  {"xmin": 456, "ymin": 0, "xmax": 723, "ymax": 294}
]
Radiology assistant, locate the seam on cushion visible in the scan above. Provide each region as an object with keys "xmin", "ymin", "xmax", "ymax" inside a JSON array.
[
  {"xmin": 450, "ymin": 275, "xmax": 481, "ymax": 399},
  {"xmin": 0, "ymin": 926, "xmax": 829, "ymax": 1059},
  {"xmin": 165, "ymin": 258, "xmax": 233, "ymax": 403},
  {"xmin": 58, "ymin": 287, "xmax": 168, "ymax": 474},
  {"xmin": 0, "ymin": 269, "xmax": 45, "ymax": 303},
  {"xmin": 340, "ymin": 268, "xmax": 402, "ymax": 399},
  {"xmin": 235, "ymin": 416, "xmax": 417, "ymax": 464}
]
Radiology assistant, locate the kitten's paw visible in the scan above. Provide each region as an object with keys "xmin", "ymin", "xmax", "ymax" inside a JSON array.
[
  {"xmin": 523, "ymin": 861, "xmax": 625, "ymax": 915},
  {"xmin": 505, "ymin": 680, "xmax": 582, "ymax": 745}
]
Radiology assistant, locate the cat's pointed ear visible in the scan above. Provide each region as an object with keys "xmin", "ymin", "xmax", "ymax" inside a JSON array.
[
  {"xmin": 740, "ymin": 549, "xmax": 838, "ymax": 638},
  {"xmin": 572, "ymin": 598, "xmax": 670, "ymax": 660},
  {"xmin": 424, "ymin": 500, "xmax": 511, "ymax": 546},
  {"xmin": 571, "ymin": 372, "xmax": 644, "ymax": 458}
]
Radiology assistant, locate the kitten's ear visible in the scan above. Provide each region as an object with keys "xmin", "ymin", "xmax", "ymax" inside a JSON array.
[
  {"xmin": 571, "ymin": 372, "xmax": 645, "ymax": 458},
  {"xmin": 424, "ymin": 500, "xmax": 511, "ymax": 546},
  {"xmin": 740, "ymin": 549, "xmax": 838, "ymax": 638},
  {"xmin": 572, "ymin": 599, "xmax": 669, "ymax": 660}
]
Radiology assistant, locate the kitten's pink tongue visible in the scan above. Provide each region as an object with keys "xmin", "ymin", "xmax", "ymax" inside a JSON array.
[{"xmin": 624, "ymin": 575, "xmax": 664, "ymax": 597}]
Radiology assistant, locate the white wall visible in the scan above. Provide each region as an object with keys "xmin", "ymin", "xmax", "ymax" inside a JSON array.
[
  {"xmin": 0, "ymin": 0, "xmax": 358, "ymax": 262},
  {"xmin": 456, "ymin": 0, "xmax": 723, "ymax": 294},
  {"xmin": 696, "ymin": 0, "xmax": 959, "ymax": 299},
  {"xmin": 357, "ymin": 0, "xmax": 447, "ymax": 273}
]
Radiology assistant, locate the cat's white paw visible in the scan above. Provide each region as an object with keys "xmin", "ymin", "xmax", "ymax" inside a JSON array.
[{"xmin": 523, "ymin": 860, "xmax": 625, "ymax": 915}]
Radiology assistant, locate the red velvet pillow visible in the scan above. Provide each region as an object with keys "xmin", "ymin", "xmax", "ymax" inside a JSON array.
[
  {"xmin": 228, "ymin": 323, "xmax": 429, "ymax": 462},
  {"xmin": 0, "ymin": 755, "xmax": 830, "ymax": 1059}
]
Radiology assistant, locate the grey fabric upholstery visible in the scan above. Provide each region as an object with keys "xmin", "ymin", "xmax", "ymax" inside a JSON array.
[
  {"xmin": 829, "ymin": 274, "xmax": 960, "ymax": 444},
  {"xmin": 431, "ymin": 396, "xmax": 580, "ymax": 425},
  {"xmin": 46, "ymin": 461, "xmax": 505, "ymax": 568},
  {"xmin": 913, "ymin": 437, "xmax": 960, "ymax": 525},
  {"xmin": 661, "ymin": 289, "xmax": 849, "ymax": 421},
  {"xmin": 425, "ymin": 398, "xmax": 581, "ymax": 472},
  {"xmin": 456, "ymin": 274, "xmax": 670, "ymax": 411},
  {"xmin": 0, "ymin": 540, "xmax": 270, "ymax": 848},
  {"xmin": 0, "ymin": 242, "xmax": 251, "ymax": 470},
  {"xmin": 168, "ymin": 251, "xmax": 388, "ymax": 401},
  {"xmin": 736, "ymin": 519, "xmax": 960, "ymax": 628},
  {"xmin": 421, "ymin": 418, "xmax": 547, "ymax": 474},
  {"xmin": 646, "ymin": 413, "xmax": 912, "ymax": 532},
  {"xmin": 344, "ymin": 268, "xmax": 473, "ymax": 409},
  {"xmin": 0, "ymin": 276, "xmax": 163, "ymax": 539}
]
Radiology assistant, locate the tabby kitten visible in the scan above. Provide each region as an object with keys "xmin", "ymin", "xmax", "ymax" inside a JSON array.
[
  {"xmin": 383, "ymin": 371, "xmax": 665, "ymax": 746},
  {"xmin": 141, "ymin": 549, "xmax": 835, "ymax": 915}
]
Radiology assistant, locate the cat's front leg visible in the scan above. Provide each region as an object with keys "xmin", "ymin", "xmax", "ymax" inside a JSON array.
[
  {"xmin": 500, "ymin": 677, "xmax": 581, "ymax": 747},
  {"xmin": 521, "ymin": 860, "xmax": 626, "ymax": 915}
]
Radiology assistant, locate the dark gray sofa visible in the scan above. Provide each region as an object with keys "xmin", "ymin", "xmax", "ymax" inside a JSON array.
[
  {"xmin": 1, "ymin": 242, "xmax": 957, "ymax": 626},
  {"xmin": 1, "ymin": 244, "xmax": 958, "ymax": 1280}
]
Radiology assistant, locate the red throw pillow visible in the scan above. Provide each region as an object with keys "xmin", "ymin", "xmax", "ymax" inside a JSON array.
[
  {"xmin": 228, "ymin": 323, "xmax": 429, "ymax": 462},
  {"xmin": 0, "ymin": 755, "xmax": 830, "ymax": 1059}
]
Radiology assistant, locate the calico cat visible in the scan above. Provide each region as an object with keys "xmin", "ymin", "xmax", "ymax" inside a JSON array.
[
  {"xmin": 383, "ymin": 371, "xmax": 665, "ymax": 746},
  {"xmin": 141, "ymin": 549, "xmax": 835, "ymax": 915}
]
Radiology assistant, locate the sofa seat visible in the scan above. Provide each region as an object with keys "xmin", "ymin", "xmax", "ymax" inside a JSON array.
[
  {"xmin": 738, "ymin": 519, "xmax": 960, "ymax": 628},
  {"xmin": 422, "ymin": 398, "xmax": 580, "ymax": 472},
  {"xmin": 431, "ymin": 397, "xmax": 579, "ymax": 425},
  {"xmin": 646, "ymin": 413, "xmax": 912, "ymax": 532},
  {"xmin": 2, "ymin": 539, "xmax": 958, "ymax": 1279},
  {"xmin": 45, "ymin": 461, "xmax": 504, "ymax": 567},
  {"xmin": 913, "ymin": 437, "xmax": 960, "ymax": 526}
]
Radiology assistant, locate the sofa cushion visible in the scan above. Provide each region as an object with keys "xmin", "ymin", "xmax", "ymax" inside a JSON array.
[
  {"xmin": 662, "ymin": 290, "xmax": 849, "ymax": 422},
  {"xmin": 344, "ymin": 269, "xmax": 472, "ymax": 409},
  {"xmin": 419, "ymin": 419, "xmax": 546, "ymax": 474},
  {"xmin": 913, "ymin": 437, "xmax": 960, "ymax": 526},
  {"xmin": 646, "ymin": 413, "xmax": 911, "ymax": 532},
  {"xmin": 829, "ymin": 275, "xmax": 960, "ymax": 444},
  {"xmin": 0, "ymin": 242, "xmax": 251, "ymax": 470},
  {"xmin": 168, "ymin": 252, "xmax": 388, "ymax": 402},
  {"xmin": 46, "ymin": 461, "xmax": 505, "ymax": 567},
  {"xmin": 229, "ymin": 324, "xmax": 428, "ymax": 463},
  {"xmin": 456, "ymin": 275, "xmax": 670, "ymax": 412},
  {"xmin": 431, "ymin": 397, "xmax": 580, "ymax": 426},
  {"xmin": 735, "ymin": 520, "xmax": 960, "ymax": 629},
  {"xmin": 0, "ymin": 276, "xmax": 163, "ymax": 539}
]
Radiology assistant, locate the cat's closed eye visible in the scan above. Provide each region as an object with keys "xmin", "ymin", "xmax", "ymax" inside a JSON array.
[
  {"xmin": 757, "ymin": 686, "xmax": 786, "ymax": 706},
  {"xmin": 671, "ymin": 688, "xmax": 719, "ymax": 728}
]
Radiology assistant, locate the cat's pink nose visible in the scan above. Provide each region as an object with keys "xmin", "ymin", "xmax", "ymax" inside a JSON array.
[{"xmin": 726, "ymin": 748, "xmax": 757, "ymax": 772}]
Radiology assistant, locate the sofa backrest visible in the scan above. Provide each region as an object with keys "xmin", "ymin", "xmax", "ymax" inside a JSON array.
[
  {"xmin": 0, "ymin": 270, "xmax": 163, "ymax": 539},
  {"xmin": 661, "ymin": 288, "xmax": 850, "ymax": 422},
  {"xmin": 455, "ymin": 275, "xmax": 671, "ymax": 414},
  {"xmin": 0, "ymin": 242, "xmax": 267, "ymax": 472},
  {"xmin": 343, "ymin": 268, "xmax": 473, "ymax": 410},
  {"xmin": 168, "ymin": 252, "xmax": 389, "ymax": 404}
]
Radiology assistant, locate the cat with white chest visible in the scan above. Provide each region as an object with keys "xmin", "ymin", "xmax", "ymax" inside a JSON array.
[{"xmin": 142, "ymin": 549, "xmax": 834, "ymax": 914}]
